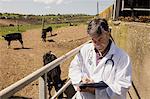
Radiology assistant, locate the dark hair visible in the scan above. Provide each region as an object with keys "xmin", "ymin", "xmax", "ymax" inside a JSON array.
[{"xmin": 87, "ymin": 18, "xmax": 109, "ymax": 36}]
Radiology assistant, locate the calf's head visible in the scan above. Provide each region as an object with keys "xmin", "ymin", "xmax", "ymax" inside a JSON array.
[
  {"xmin": 2, "ymin": 35, "xmax": 7, "ymax": 40},
  {"xmin": 43, "ymin": 51, "xmax": 57, "ymax": 65}
]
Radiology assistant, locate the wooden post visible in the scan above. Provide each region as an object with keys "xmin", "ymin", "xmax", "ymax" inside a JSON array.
[
  {"xmin": 113, "ymin": 0, "xmax": 117, "ymax": 20},
  {"xmin": 113, "ymin": 0, "xmax": 121, "ymax": 20},
  {"xmin": 116, "ymin": 0, "xmax": 120, "ymax": 20},
  {"xmin": 130, "ymin": 0, "xmax": 134, "ymax": 17},
  {"xmin": 39, "ymin": 74, "xmax": 47, "ymax": 99},
  {"xmin": 16, "ymin": 20, "xmax": 19, "ymax": 32},
  {"xmin": 42, "ymin": 17, "xmax": 45, "ymax": 30},
  {"xmin": 97, "ymin": 0, "xmax": 99, "ymax": 16}
]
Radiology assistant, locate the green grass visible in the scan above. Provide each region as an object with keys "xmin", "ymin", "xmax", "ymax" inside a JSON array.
[
  {"xmin": 0, "ymin": 24, "xmax": 40, "ymax": 35},
  {"xmin": 0, "ymin": 23, "xmax": 70, "ymax": 36}
]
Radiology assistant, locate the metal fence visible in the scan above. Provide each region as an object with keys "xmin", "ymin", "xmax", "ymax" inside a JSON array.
[
  {"xmin": 0, "ymin": 41, "xmax": 90, "ymax": 99},
  {"xmin": 0, "ymin": 39, "xmax": 140, "ymax": 99}
]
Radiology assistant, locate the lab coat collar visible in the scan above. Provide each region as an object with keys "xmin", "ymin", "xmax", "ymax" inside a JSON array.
[
  {"xmin": 106, "ymin": 41, "xmax": 117, "ymax": 56},
  {"xmin": 93, "ymin": 41, "xmax": 117, "ymax": 73}
]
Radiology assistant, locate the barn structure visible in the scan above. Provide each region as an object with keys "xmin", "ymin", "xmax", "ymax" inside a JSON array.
[{"xmin": 113, "ymin": 0, "xmax": 150, "ymax": 20}]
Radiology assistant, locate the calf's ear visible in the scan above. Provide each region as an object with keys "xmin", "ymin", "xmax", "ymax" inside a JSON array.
[{"xmin": 1, "ymin": 36, "xmax": 6, "ymax": 38}]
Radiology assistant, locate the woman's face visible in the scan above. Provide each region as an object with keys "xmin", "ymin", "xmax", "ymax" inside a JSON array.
[{"xmin": 91, "ymin": 31, "xmax": 110, "ymax": 52}]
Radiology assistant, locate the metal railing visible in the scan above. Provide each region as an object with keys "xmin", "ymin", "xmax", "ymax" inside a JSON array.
[
  {"xmin": 51, "ymin": 79, "xmax": 72, "ymax": 99},
  {"xmin": 0, "ymin": 39, "xmax": 140, "ymax": 99},
  {"xmin": 0, "ymin": 41, "xmax": 90, "ymax": 99}
]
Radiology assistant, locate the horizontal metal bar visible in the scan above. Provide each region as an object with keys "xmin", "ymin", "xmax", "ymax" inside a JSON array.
[
  {"xmin": 51, "ymin": 80, "xmax": 72, "ymax": 99},
  {"xmin": 72, "ymin": 92, "xmax": 77, "ymax": 99},
  {"xmin": 121, "ymin": 0, "xmax": 150, "ymax": 12},
  {"xmin": 0, "ymin": 40, "xmax": 91, "ymax": 99},
  {"xmin": 122, "ymin": 8, "xmax": 150, "ymax": 11}
]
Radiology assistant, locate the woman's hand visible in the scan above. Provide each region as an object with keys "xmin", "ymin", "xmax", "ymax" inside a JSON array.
[
  {"xmin": 81, "ymin": 76, "xmax": 93, "ymax": 83},
  {"xmin": 79, "ymin": 76, "xmax": 95, "ymax": 94}
]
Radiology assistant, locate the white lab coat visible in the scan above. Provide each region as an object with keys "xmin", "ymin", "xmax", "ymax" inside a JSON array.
[{"xmin": 69, "ymin": 42, "xmax": 132, "ymax": 99}]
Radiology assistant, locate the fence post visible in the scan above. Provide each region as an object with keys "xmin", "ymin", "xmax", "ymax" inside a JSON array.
[
  {"xmin": 39, "ymin": 74, "xmax": 47, "ymax": 99},
  {"xmin": 42, "ymin": 17, "xmax": 45, "ymax": 30}
]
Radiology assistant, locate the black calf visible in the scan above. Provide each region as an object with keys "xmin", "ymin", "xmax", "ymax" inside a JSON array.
[
  {"xmin": 41, "ymin": 26, "xmax": 52, "ymax": 42},
  {"xmin": 41, "ymin": 29, "xmax": 47, "ymax": 42},
  {"xmin": 2, "ymin": 33, "xmax": 24, "ymax": 48},
  {"xmin": 43, "ymin": 51, "xmax": 63, "ymax": 98}
]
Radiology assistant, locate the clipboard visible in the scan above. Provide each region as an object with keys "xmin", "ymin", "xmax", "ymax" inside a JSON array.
[{"xmin": 79, "ymin": 81, "xmax": 108, "ymax": 89}]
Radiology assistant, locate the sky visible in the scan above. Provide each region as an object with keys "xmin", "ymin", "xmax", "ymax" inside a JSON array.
[{"xmin": 0, "ymin": 0, "xmax": 114, "ymax": 15}]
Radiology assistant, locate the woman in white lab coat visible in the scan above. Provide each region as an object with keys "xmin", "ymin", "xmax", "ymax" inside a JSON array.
[{"xmin": 69, "ymin": 18, "xmax": 132, "ymax": 99}]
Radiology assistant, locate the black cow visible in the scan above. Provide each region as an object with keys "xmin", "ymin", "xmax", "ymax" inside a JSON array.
[
  {"xmin": 41, "ymin": 26, "xmax": 52, "ymax": 42},
  {"xmin": 9, "ymin": 24, "xmax": 15, "ymax": 27},
  {"xmin": 2, "ymin": 33, "xmax": 24, "ymax": 48},
  {"xmin": 43, "ymin": 51, "xmax": 63, "ymax": 98}
]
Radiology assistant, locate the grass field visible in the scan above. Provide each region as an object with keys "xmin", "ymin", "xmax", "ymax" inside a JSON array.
[
  {"xmin": 0, "ymin": 13, "xmax": 93, "ymax": 36},
  {"xmin": 0, "ymin": 23, "xmax": 71, "ymax": 36}
]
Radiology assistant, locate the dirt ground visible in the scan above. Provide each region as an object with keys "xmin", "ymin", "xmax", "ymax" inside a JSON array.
[{"xmin": 0, "ymin": 24, "xmax": 90, "ymax": 98}]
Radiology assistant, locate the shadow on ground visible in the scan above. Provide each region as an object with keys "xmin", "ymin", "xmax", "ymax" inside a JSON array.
[
  {"xmin": 13, "ymin": 47, "xmax": 32, "ymax": 50},
  {"xmin": 47, "ymin": 39, "xmax": 55, "ymax": 42},
  {"xmin": 9, "ymin": 96, "xmax": 32, "ymax": 99}
]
